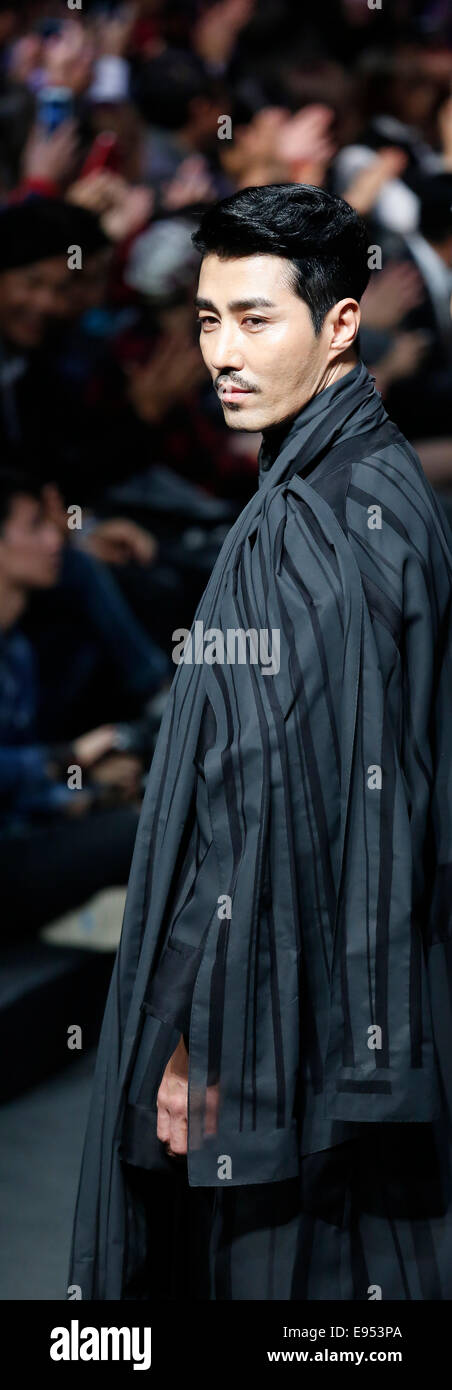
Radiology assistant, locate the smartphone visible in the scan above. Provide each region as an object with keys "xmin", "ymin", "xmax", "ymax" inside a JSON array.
[
  {"xmin": 37, "ymin": 87, "xmax": 74, "ymax": 136},
  {"xmin": 79, "ymin": 132, "xmax": 121, "ymax": 178}
]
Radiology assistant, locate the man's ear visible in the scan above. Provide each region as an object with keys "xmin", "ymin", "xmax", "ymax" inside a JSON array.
[{"xmin": 328, "ymin": 298, "xmax": 361, "ymax": 358}]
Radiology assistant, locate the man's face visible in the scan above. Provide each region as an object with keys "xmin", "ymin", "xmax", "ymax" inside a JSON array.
[
  {"xmin": 196, "ymin": 253, "xmax": 357, "ymax": 432},
  {"xmin": 0, "ymin": 495, "xmax": 62, "ymax": 589},
  {"xmin": 0, "ymin": 257, "xmax": 73, "ymax": 349}
]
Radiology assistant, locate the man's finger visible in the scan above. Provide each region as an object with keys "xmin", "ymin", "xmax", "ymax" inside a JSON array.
[
  {"xmin": 168, "ymin": 1115, "xmax": 188, "ymax": 1155},
  {"xmin": 156, "ymin": 1097, "xmax": 171, "ymax": 1143}
]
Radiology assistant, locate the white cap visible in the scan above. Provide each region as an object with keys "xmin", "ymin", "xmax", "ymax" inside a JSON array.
[{"xmin": 124, "ymin": 219, "xmax": 200, "ymax": 301}]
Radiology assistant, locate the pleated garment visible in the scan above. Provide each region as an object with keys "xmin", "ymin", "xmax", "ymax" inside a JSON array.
[{"xmin": 68, "ymin": 362, "xmax": 452, "ymax": 1300}]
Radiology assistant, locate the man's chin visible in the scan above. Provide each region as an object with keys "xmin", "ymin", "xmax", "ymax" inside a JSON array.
[{"xmin": 222, "ymin": 403, "xmax": 267, "ymax": 431}]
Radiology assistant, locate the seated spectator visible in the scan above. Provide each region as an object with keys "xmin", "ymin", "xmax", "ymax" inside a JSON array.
[
  {"xmin": 21, "ymin": 478, "xmax": 172, "ymax": 738},
  {"xmin": 0, "ymin": 468, "xmax": 142, "ymax": 940}
]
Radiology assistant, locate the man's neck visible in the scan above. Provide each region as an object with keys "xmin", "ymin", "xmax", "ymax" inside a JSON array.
[
  {"xmin": 260, "ymin": 360, "xmax": 357, "ymax": 471},
  {"xmin": 0, "ymin": 583, "xmax": 27, "ymax": 633},
  {"xmin": 260, "ymin": 411, "xmax": 299, "ymax": 469}
]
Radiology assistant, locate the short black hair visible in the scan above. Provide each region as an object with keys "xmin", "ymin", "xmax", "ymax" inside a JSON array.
[
  {"xmin": 0, "ymin": 468, "xmax": 44, "ymax": 531},
  {"xmin": 191, "ymin": 183, "xmax": 371, "ymax": 334}
]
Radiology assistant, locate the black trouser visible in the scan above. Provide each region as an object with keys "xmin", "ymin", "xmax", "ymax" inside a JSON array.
[{"xmin": 0, "ymin": 806, "xmax": 139, "ymax": 939}]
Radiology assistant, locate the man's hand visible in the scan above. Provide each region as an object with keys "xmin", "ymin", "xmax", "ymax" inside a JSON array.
[
  {"xmin": 162, "ymin": 154, "xmax": 217, "ymax": 210},
  {"xmin": 156, "ymin": 1034, "xmax": 221, "ymax": 1155},
  {"xmin": 274, "ymin": 104, "xmax": 337, "ymax": 179},
  {"xmin": 72, "ymin": 729, "xmax": 143, "ymax": 800},
  {"xmin": 343, "ymin": 146, "xmax": 408, "ymax": 216},
  {"xmin": 157, "ymin": 1034, "xmax": 189, "ymax": 1156},
  {"xmin": 371, "ymin": 329, "xmax": 431, "ymax": 395},
  {"xmin": 126, "ymin": 335, "xmax": 207, "ymax": 423},
  {"xmin": 80, "ymin": 518, "xmax": 158, "ymax": 566},
  {"xmin": 72, "ymin": 725, "xmax": 118, "ymax": 768},
  {"xmin": 22, "ymin": 120, "xmax": 79, "ymax": 188},
  {"xmin": 43, "ymin": 19, "xmax": 95, "ymax": 96},
  {"xmin": 193, "ymin": 0, "xmax": 255, "ymax": 66},
  {"xmin": 361, "ymin": 262, "xmax": 424, "ymax": 331},
  {"xmin": 89, "ymin": 752, "xmax": 142, "ymax": 800},
  {"xmin": 68, "ymin": 171, "xmax": 154, "ymax": 242}
]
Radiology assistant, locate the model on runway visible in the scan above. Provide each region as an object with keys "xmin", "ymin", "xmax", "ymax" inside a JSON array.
[{"xmin": 69, "ymin": 183, "xmax": 452, "ymax": 1301}]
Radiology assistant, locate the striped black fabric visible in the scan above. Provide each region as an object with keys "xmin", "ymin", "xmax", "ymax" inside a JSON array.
[{"xmin": 68, "ymin": 362, "xmax": 452, "ymax": 1299}]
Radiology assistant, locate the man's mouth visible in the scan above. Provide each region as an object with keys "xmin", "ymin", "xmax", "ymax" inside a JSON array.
[{"xmin": 219, "ymin": 384, "xmax": 253, "ymax": 400}]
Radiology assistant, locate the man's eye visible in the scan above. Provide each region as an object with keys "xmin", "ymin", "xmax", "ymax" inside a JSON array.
[{"xmin": 197, "ymin": 316, "xmax": 266, "ymax": 329}]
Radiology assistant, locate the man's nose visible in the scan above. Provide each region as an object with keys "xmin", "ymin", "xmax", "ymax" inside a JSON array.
[{"xmin": 210, "ymin": 322, "xmax": 245, "ymax": 371}]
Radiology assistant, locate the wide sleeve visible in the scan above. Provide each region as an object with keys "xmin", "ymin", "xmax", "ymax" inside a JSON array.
[{"xmin": 140, "ymin": 698, "xmax": 219, "ymax": 1038}]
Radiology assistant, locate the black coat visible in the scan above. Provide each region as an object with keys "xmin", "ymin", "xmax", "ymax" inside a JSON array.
[{"xmin": 68, "ymin": 361, "xmax": 452, "ymax": 1299}]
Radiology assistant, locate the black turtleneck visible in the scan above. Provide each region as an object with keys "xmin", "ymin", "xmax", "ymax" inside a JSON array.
[
  {"xmin": 258, "ymin": 412, "xmax": 301, "ymax": 474},
  {"xmin": 257, "ymin": 363, "xmax": 364, "ymax": 479}
]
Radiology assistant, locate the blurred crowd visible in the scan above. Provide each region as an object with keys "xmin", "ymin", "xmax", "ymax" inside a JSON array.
[{"xmin": 0, "ymin": 0, "xmax": 451, "ymax": 948}]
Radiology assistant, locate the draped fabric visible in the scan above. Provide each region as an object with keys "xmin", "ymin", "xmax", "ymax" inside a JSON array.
[{"xmin": 68, "ymin": 361, "xmax": 452, "ymax": 1299}]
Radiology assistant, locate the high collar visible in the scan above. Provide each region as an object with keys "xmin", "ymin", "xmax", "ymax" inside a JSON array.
[{"xmin": 257, "ymin": 361, "xmax": 382, "ymax": 487}]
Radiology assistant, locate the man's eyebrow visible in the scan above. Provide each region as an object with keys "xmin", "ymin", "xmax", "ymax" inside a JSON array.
[{"xmin": 194, "ymin": 296, "xmax": 277, "ymax": 312}]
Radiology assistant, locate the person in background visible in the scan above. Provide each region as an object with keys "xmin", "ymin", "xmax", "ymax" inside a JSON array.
[
  {"xmin": 0, "ymin": 467, "xmax": 143, "ymax": 940},
  {"xmin": 0, "ymin": 196, "xmax": 174, "ymax": 717},
  {"xmin": 68, "ymin": 179, "xmax": 452, "ymax": 1302}
]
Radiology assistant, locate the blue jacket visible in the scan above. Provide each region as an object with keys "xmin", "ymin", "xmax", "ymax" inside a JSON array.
[{"xmin": 0, "ymin": 624, "xmax": 73, "ymax": 832}]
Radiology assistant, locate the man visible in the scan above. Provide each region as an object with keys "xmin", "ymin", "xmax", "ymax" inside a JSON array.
[
  {"xmin": 0, "ymin": 468, "xmax": 141, "ymax": 937},
  {"xmin": 69, "ymin": 184, "xmax": 452, "ymax": 1300}
]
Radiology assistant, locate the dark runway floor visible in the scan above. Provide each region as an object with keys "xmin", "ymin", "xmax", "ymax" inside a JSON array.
[{"xmin": 0, "ymin": 1049, "xmax": 96, "ymax": 1300}]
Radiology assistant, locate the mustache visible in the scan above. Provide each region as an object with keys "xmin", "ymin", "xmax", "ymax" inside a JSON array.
[{"xmin": 215, "ymin": 376, "xmax": 258, "ymax": 392}]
